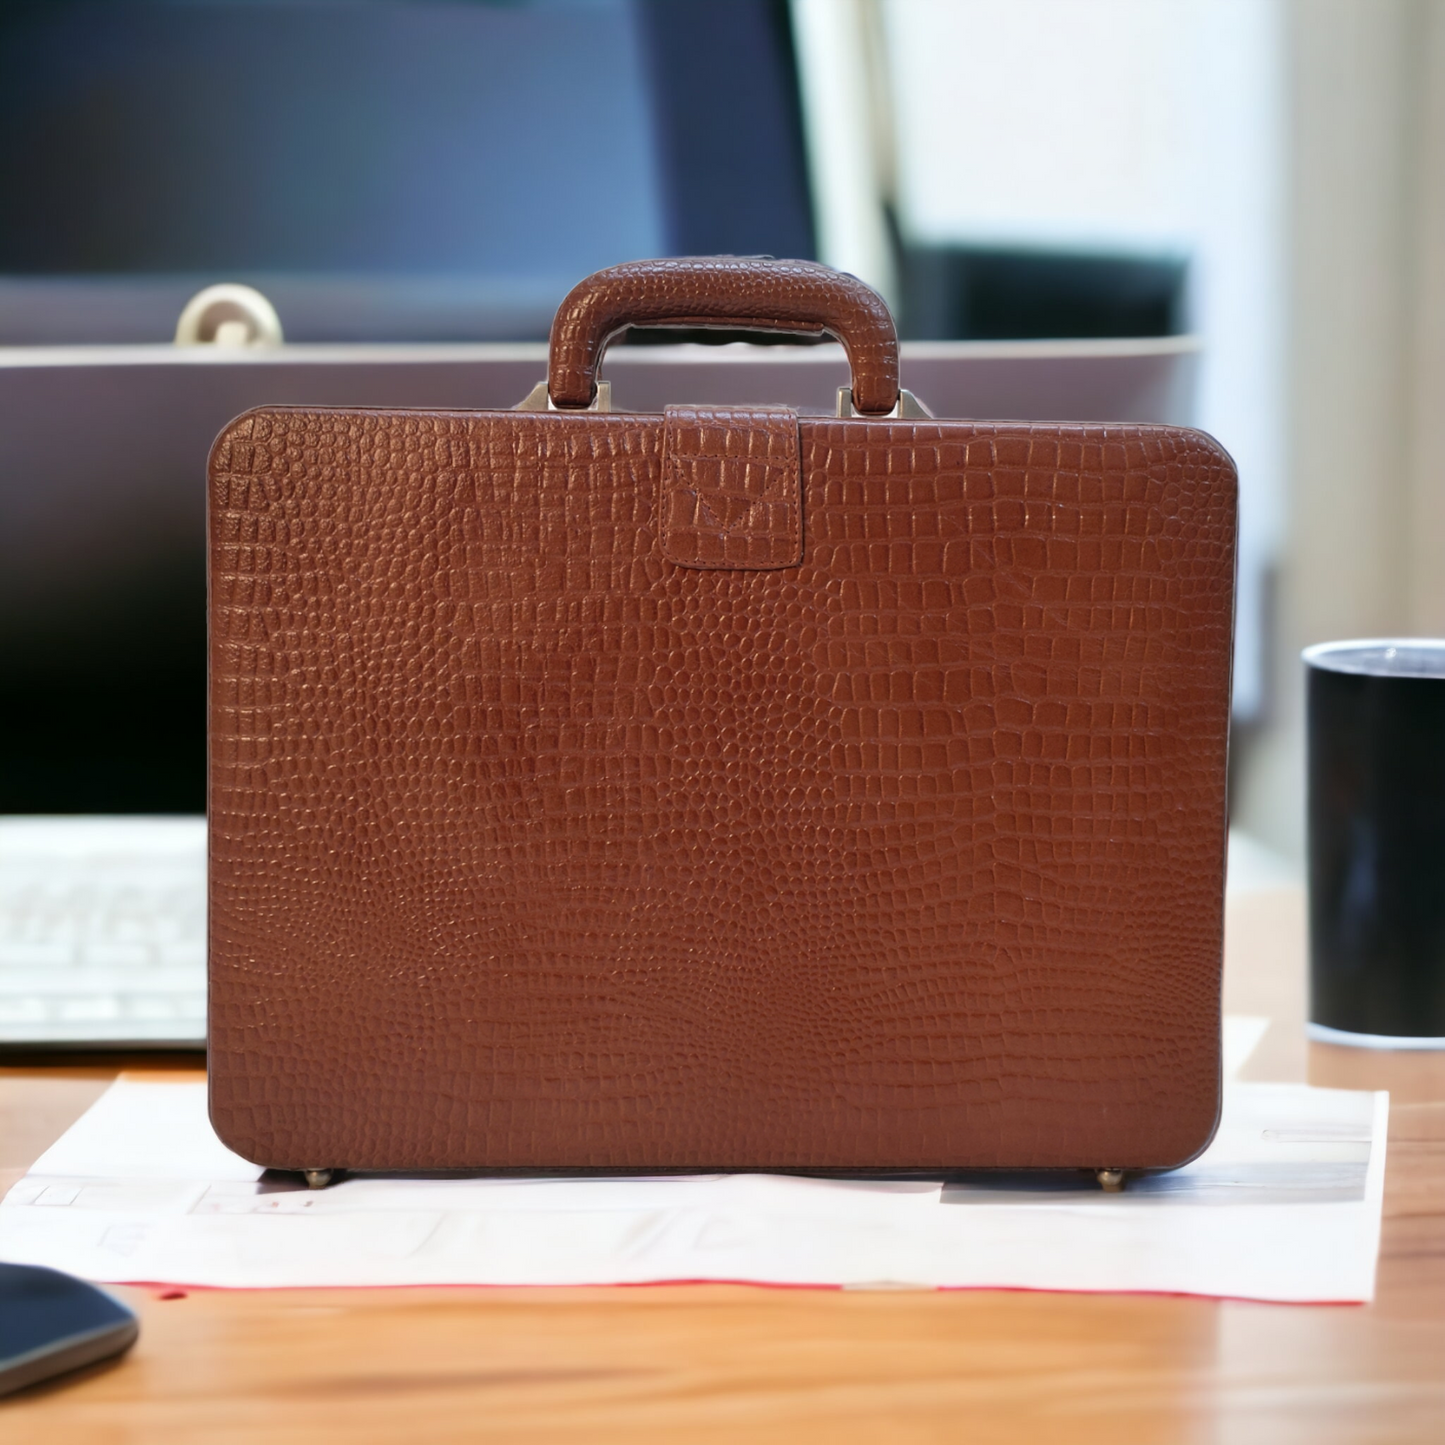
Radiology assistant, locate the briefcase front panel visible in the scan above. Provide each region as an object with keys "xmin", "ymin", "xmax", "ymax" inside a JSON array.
[{"xmin": 208, "ymin": 403, "xmax": 1235, "ymax": 1174}]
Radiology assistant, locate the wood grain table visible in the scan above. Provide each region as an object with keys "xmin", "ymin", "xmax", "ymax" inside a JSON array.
[{"xmin": 3, "ymin": 887, "xmax": 1442, "ymax": 1444}]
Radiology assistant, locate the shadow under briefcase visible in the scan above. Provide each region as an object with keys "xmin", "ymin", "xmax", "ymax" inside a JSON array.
[{"xmin": 207, "ymin": 258, "xmax": 1236, "ymax": 1187}]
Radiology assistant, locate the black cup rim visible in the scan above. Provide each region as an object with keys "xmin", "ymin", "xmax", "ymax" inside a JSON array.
[{"xmin": 1302, "ymin": 637, "xmax": 1445, "ymax": 679}]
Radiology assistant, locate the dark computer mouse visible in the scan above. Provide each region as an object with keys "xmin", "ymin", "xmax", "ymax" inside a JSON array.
[{"xmin": 0, "ymin": 1262, "xmax": 138, "ymax": 1397}]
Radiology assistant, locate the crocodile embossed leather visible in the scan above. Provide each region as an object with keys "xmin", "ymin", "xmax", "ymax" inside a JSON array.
[
  {"xmin": 661, "ymin": 405, "xmax": 803, "ymax": 570},
  {"xmin": 207, "ymin": 259, "xmax": 1237, "ymax": 1176}
]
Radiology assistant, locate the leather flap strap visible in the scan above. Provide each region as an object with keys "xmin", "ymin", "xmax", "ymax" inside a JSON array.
[{"xmin": 661, "ymin": 405, "xmax": 803, "ymax": 570}]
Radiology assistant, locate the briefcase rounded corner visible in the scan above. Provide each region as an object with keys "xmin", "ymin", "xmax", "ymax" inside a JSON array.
[
  {"xmin": 1142, "ymin": 1079, "xmax": 1224, "ymax": 1175},
  {"xmin": 1169, "ymin": 423, "xmax": 1241, "ymax": 500},
  {"xmin": 205, "ymin": 1068, "xmax": 306, "ymax": 1176},
  {"xmin": 207, "ymin": 404, "xmax": 277, "ymax": 477}
]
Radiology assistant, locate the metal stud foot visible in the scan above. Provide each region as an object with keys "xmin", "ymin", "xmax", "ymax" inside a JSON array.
[
  {"xmin": 1096, "ymin": 1168, "xmax": 1126, "ymax": 1193},
  {"xmin": 302, "ymin": 1169, "xmax": 334, "ymax": 1190}
]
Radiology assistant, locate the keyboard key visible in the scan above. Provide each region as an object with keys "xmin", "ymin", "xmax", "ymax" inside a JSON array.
[
  {"xmin": 0, "ymin": 1017, "xmax": 206, "ymax": 1044},
  {"xmin": 126, "ymin": 995, "xmax": 179, "ymax": 1020},
  {"xmin": 79, "ymin": 942, "xmax": 155, "ymax": 968},
  {"xmin": 59, "ymin": 995, "xmax": 122, "ymax": 1021},
  {"xmin": 0, "ymin": 942, "xmax": 74, "ymax": 967},
  {"xmin": 0, "ymin": 967, "xmax": 204, "ymax": 996},
  {"xmin": 0, "ymin": 997, "xmax": 48, "ymax": 1023},
  {"xmin": 158, "ymin": 942, "xmax": 207, "ymax": 967}
]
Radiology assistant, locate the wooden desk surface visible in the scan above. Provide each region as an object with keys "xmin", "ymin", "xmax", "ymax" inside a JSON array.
[{"xmin": 3, "ymin": 887, "xmax": 1443, "ymax": 1444}]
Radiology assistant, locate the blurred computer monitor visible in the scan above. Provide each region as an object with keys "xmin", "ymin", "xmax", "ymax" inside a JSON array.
[{"xmin": 0, "ymin": 0, "xmax": 814, "ymax": 343}]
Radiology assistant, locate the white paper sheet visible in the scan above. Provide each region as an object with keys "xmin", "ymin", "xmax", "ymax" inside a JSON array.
[{"xmin": 0, "ymin": 1076, "xmax": 1387, "ymax": 1301}]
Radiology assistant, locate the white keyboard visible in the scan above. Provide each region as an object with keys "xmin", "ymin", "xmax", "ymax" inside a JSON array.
[{"xmin": 0, "ymin": 817, "xmax": 207, "ymax": 1048}]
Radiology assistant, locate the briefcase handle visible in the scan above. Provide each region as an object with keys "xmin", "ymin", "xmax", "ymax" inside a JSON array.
[{"xmin": 547, "ymin": 257, "xmax": 901, "ymax": 416}]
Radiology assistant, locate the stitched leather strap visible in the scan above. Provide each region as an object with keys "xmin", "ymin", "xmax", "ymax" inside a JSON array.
[{"xmin": 548, "ymin": 257, "xmax": 900, "ymax": 415}]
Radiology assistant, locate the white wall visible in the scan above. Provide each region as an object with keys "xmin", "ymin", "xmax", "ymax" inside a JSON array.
[{"xmin": 1233, "ymin": 0, "xmax": 1445, "ymax": 858}]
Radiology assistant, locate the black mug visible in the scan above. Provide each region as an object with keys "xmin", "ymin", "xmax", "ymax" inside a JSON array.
[{"xmin": 1306, "ymin": 639, "xmax": 1445, "ymax": 1048}]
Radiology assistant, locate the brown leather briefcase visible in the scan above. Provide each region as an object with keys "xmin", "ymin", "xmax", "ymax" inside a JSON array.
[{"xmin": 208, "ymin": 257, "xmax": 1236, "ymax": 1185}]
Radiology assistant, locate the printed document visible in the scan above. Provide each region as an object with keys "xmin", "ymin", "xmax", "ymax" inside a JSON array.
[{"xmin": 0, "ymin": 1076, "xmax": 1386, "ymax": 1302}]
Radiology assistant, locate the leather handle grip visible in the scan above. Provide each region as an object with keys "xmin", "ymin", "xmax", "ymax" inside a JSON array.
[{"xmin": 547, "ymin": 257, "xmax": 901, "ymax": 415}]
